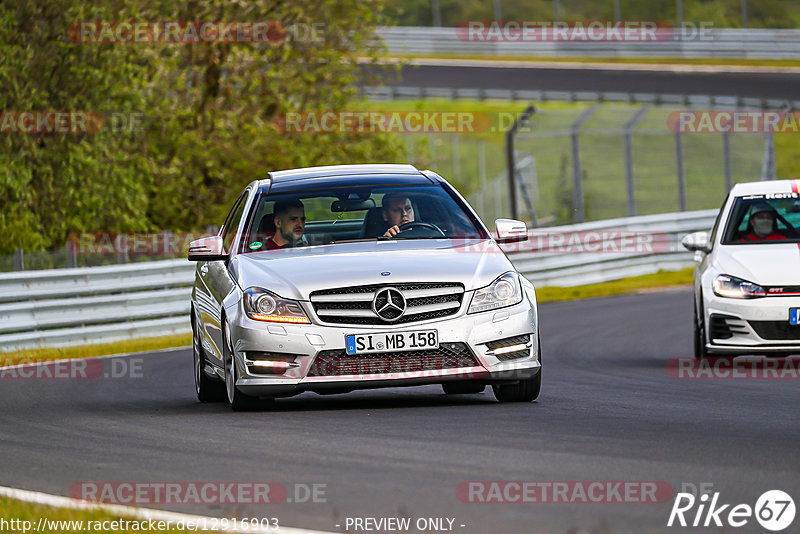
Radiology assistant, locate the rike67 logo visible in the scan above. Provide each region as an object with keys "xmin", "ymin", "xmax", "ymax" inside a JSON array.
[{"xmin": 668, "ymin": 489, "xmax": 795, "ymax": 531}]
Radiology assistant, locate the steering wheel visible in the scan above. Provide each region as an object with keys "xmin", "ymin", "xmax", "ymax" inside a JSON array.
[{"xmin": 398, "ymin": 221, "xmax": 446, "ymax": 237}]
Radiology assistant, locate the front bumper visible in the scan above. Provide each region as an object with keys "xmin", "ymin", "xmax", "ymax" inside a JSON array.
[
  {"xmin": 227, "ymin": 300, "xmax": 539, "ymax": 398},
  {"xmin": 705, "ymin": 293, "xmax": 800, "ymax": 354}
]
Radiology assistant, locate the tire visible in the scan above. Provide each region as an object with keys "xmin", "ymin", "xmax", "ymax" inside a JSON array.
[
  {"xmin": 192, "ymin": 313, "xmax": 226, "ymax": 402},
  {"xmin": 223, "ymin": 321, "xmax": 268, "ymax": 412},
  {"xmin": 492, "ymin": 339, "xmax": 542, "ymax": 403},
  {"xmin": 694, "ymin": 295, "xmax": 710, "ymax": 359},
  {"xmin": 442, "ymin": 382, "xmax": 486, "ymax": 395}
]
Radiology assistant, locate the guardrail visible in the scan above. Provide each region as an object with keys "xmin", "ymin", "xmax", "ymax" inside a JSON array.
[
  {"xmin": 0, "ymin": 260, "xmax": 194, "ymax": 351},
  {"xmin": 0, "ymin": 210, "xmax": 716, "ymax": 351},
  {"xmin": 510, "ymin": 209, "xmax": 716, "ymax": 286},
  {"xmin": 376, "ymin": 26, "xmax": 800, "ymax": 60}
]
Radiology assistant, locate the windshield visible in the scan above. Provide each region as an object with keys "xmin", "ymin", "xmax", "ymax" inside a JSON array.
[
  {"xmin": 239, "ymin": 183, "xmax": 488, "ymax": 253},
  {"xmin": 721, "ymin": 193, "xmax": 800, "ymax": 244}
]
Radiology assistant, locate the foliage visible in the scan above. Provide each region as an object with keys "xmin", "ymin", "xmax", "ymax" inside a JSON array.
[{"xmin": 0, "ymin": 0, "xmax": 401, "ymax": 254}]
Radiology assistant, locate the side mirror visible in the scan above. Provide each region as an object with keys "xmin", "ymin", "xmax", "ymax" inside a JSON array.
[
  {"xmin": 681, "ymin": 231, "xmax": 711, "ymax": 253},
  {"xmin": 495, "ymin": 219, "xmax": 529, "ymax": 243},
  {"xmin": 188, "ymin": 235, "xmax": 228, "ymax": 261}
]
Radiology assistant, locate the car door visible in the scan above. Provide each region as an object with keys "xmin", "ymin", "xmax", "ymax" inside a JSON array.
[{"xmin": 196, "ymin": 190, "xmax": 249, "ymax": 366}]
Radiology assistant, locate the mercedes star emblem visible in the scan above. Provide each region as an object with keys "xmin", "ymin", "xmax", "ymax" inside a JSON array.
[{"xmin": 372, "ymin": 287, "xmax": 406, "ymax": 321}]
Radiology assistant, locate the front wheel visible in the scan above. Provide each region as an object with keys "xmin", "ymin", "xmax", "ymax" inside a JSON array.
[
  {"xmin": 223, "ymin": 322, "xmax": 268, "ymax": 412},
  {"xmin": 492, "ymin": 340, "xmax": 542, "ymax": 403},
  {"xmin": 694, "ymin": 295, "xmax": 709, "ymax": 359}
]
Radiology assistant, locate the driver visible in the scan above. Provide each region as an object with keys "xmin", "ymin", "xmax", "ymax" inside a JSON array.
[
  {"xmin": 382, "ymin": 193, "xmax": 416, "ymax": 238},
  {"xmin": 740, "ymin": 202, "xmax": 786, "ymax": 241},
  {"xmin": 265, "ymin": 199, "xmax": 306, "ymax": 249}
]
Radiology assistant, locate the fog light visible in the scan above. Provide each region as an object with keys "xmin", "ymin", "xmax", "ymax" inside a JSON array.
[{"xmin": 492, "ymin": 343, "xmax": 528, "ymax": 355}]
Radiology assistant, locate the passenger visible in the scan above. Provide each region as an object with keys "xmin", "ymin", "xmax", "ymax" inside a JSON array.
[
  {"xmin": 265, "ymin": 199, "xmax": 306, "ymax": 250},
  {"xmin": 382, "ymin": 193, "xmax": 415, "ymax": 238},
  {"xmin": 740, "ymin": 203, "xmax": 786, "ymax": 241}
]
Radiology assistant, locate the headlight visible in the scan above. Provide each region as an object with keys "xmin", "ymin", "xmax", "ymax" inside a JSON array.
[
  {"xmin": 468, "ymin": 272, "xmax": 523, "ymax": 314},
  {"xmin": 244, "ymin": 287, "xmax": 310, "ymax": 323},
  {"xmin": 712, "ymin": 275, "xmax": 766, "ymax": 299}
]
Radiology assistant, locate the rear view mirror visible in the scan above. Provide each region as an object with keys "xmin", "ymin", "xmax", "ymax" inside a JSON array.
[
  {"xmin": 331, "ymin": 199, "xmax": 376, "ymax": 212},
  {"xmin": 681, "ymin": 231, "xmax": 711, "ymax": 253},
  {"xmin": 495, "ymin": 219, "xmax": 529, "ymax": 243},
  {"xmin": 188, "ymin": 235, "xmax": 228, "ymax": 261}
]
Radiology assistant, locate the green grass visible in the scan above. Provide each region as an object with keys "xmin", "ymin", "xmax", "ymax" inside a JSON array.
[
  {"xmin": 0, "ymin": 496, "xmax": 197, "ymax": 533},
  {"xmin": 0, "ymin": 333, "xmax": 191, "ymax": 367},
  {"xmin": 536, "ymin": 267, "xmax": 694, "ymax": 303},
  {"xmin": 386, "ymin": 53, "xmax": 800, "ymax": 68}
]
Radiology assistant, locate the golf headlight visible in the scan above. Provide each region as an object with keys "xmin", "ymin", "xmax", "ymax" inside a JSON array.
[
  {"xmin": 244, "ymin": 287, "xmax": 310, "ymax": 323},
  {"xmin": 712, "ymin": 275, "xmax": 766, "ymax": 299},
  {"xmin": 468, "ymin": 272, "xmax": 523, "ymax": 314}
]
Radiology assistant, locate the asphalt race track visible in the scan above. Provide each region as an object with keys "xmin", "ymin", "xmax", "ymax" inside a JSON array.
[
  {"xmin": 371, "ymin": 63, "xmax": 800, "ymax": 101},
  {"xmin": 3, "ymin": 289, "xmax": 799, "ymax": 534}
]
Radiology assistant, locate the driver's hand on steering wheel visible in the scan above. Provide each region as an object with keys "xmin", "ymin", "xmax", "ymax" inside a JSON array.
[{"xmin": 383, "ymin": 225, "xmax": 403, "ymax": 238}]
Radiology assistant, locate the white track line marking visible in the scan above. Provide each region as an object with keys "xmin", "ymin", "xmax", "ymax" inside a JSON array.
[{"xmin": 0, "ymin": 485, "xmax": 336, "ymax": 534}]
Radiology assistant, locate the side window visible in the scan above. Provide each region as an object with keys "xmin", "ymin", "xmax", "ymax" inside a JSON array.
[
  {"xmin": 222, "ymin": 192, "xmax": 248, "ymax": 253},
  {"xmin": 709, "ymin": 193, "xmax": 730, "ymax": 247}
]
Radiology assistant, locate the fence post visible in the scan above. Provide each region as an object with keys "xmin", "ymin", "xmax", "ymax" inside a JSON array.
[
  {"xmin": 570, "ymin": 105, "xmax": 598, "ymax": 223},
  {"xmin": 451, "ymin": 135, "xmax": 460, "ymax": 181},
  {"xmin": 67, "ymin": 242, "xmax": 78, "ymax": 268},
  {"xmin": 13, "ymin": 248, "xmax": 24, "ymax": 271},
  {"xmin": 624, "ymin": 105, "xmax": 650, "ymax": 217},
  {"xmin": 722, "ymin": 131, "xmax": 733, "ymax": 191},
  {"xmin": 505, "ymin": 105, "xmax": 536, "ymax": 220},
  {"xmin": 675, "ymin": 131, "xmax": 687, "ymax": 211},
  {"xmin": 478, "ymin": 139, "xmax": 486, "ymax": 219},
  {"xmin": 760, "ymin": 132, "xmax": 776, "ymax": 180}
]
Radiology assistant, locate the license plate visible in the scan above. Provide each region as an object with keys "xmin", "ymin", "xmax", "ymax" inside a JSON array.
[
  {"xmin": 791, "ymin": 309, "xmax": 800, "ymax": 325},
  {"xmin": 345, "ymin": 330, "xmax": 438, "ymax": 355}
]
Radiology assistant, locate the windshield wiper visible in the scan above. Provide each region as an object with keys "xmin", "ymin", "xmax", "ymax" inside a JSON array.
[{"xmin": 326, "ymin": 238, "xmax": 377, "ymax": 245}]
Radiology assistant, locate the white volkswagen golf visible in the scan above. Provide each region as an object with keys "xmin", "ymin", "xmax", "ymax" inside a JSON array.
[{"xmin": 683, "ymin": 180, "xmax": 800, "ymax": 358}]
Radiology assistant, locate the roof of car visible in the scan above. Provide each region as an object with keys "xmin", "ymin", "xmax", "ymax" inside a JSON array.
[
  {"xmin": 268, "ymin": 164, "xmax": 422, "ymax": 183},
  {"xmin": 731, "ymin": 179, "xmax": 800, "ymax": 196}
]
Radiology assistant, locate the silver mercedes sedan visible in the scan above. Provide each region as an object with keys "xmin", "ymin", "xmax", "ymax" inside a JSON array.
[{"xmin": 188, "ymin": 164, "xmax": 541, "ymax": 410}]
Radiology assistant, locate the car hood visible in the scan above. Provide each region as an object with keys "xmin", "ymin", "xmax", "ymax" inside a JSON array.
[
  {"xmin": 714, "ymin": 244, "xmax": 800, "ymax": 285},
  {"xmin": 229, "ymin": 239, "xmax": 514, "ymax": 301}
]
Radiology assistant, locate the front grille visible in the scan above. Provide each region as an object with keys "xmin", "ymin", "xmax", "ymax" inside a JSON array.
[
  {"xmin": 765, "ymin": 285, "xmax": 800, "ymax": 296},
  {"xmin": 748, "ymin": 321, "xmax": 800, "ymax": 341},
  {"xmin": 709, "ymin": 314, "xmax": 748, "ymax": 341},
  {"xmin": 310, "ymin": 283, "xmax": 464, "ymax": 325},
  {"xmin": 307, "ymin": 342, "xmax": 478, "ymax": 377}
]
